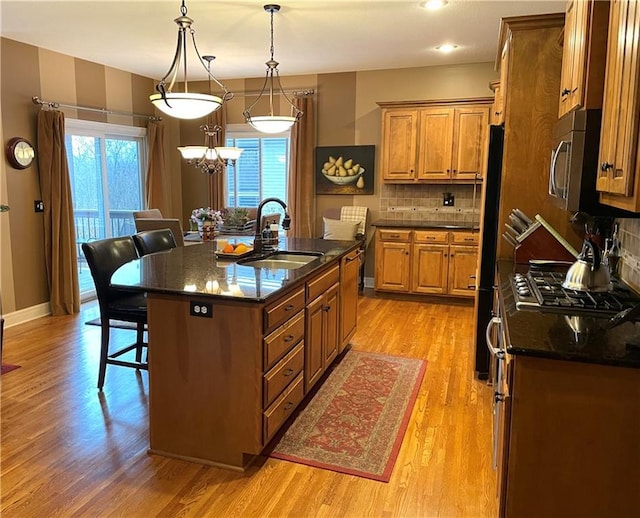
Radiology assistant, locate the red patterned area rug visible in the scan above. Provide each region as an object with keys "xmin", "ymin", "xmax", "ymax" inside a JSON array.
[
  {"xmin": 268, "ymin": 350, "xmax": 426, "ymax": 482},
  {"xmin": 1, "ymin": 364, "xmax": 21, "ymax": 375}
]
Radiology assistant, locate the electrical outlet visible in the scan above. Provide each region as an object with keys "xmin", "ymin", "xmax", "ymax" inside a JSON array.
[
  {"xmin": 190, "ymin": 301, "xmax": 212, "ymax": 318},
  {"xmin": 443, "ymin": 193, "xmax": 455, "ymax": 206},
  {"xmin": 34, "ymin": 200, "xmax": 44, "ymax": 212}
]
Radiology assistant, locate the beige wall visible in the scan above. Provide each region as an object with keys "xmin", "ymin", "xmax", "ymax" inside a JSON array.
[{"xmin": 1, "ymin": 35, "xmax": 497, "ymax": 315}]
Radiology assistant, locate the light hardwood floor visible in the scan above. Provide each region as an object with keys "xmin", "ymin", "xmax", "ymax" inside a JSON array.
[{"xmin": 1, "ymin": 294, "xmax": 497, "ymax": 517}]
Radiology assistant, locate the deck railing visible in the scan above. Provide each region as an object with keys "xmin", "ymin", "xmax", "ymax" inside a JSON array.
[{"xmin": 75, "ymin": 208, "xmax": 137, "ymax": 264}]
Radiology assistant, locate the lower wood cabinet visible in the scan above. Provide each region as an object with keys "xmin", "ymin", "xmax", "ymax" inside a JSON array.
[
  {"xmin": 375, "ymin": 227, "xmax": 478, "ymax": 297},
  {"xmin": 497, "ymin": 355, "xmax": 640, "ymax": 517},
  {"xmin": 340, "ymin": 248, "xmax": 360, "ymax": 353},
  {"xmin": 305, "ymin": 267, "xmax": 340, "ymax": 393}
]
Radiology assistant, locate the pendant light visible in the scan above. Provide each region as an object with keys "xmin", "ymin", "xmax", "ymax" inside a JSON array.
[
  {"xmin": 150, "ymin": 0, "xmax": 233, "ymax": 120},
  {"xmin": 243, "ymin": 4, "xmax": 303, "ymax": 133},
  {"xmin": 178, "ymin": 56, "xmax": 243, "ymax": 174}
]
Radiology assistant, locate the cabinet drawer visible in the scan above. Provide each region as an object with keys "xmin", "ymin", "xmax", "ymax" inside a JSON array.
[
  {"xmin": 450, "ymin": 231, "xmax": 479, "ymax": 245},
  {"xmin": 378, "ymin": 229, "xmax": 412, "ymax": 242},
  {"xmin": 263, "ymin": 311, "xmax": 305, "ymax": 371},
  {"xmin": 307, "ymin": 264, "xmax": 340, "ymax": 301},
  {"xmin": 264, "ymin": 287, "xmax": 305, "ymax": 333},
  {"xmin": 263, "ymin": 342, "xmax": 304, "ymax": 408},
  {"xmin": 414, "ymin": 230, "xmax": 449, "ymax": 244},
  {"xmin": 263, "ymin": 373, "xmax": 304, "ymax": 444}
]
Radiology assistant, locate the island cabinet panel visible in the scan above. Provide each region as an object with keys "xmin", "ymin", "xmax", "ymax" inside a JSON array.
[
  {"xmin": 339, "ymin": 248, "xmax": 360, "ymax": 353},
  {"xmin": 147, "ymin": 294, "xmax": 264, "ymax": 470}
]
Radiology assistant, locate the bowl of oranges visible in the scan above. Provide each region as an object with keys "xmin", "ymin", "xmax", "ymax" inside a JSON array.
[{"xmin": 215, "ymin": 239, "xmax": 254, "ymax": 259}]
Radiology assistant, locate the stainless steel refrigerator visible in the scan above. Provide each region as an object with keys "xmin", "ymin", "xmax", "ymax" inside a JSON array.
[{"xmin": 473, "ymin": 124, "xmax": 504, "ymax": 379}]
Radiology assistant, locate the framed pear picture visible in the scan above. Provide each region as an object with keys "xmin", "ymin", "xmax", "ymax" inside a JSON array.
[{"xmin": 315, "ymin": 145, "xmax": 375, "ymax": 195}]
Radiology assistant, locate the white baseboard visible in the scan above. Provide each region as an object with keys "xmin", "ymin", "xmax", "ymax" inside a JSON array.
[{"xmin": 3, "ymin": 302, "xmax": 51, "ymax": 328}]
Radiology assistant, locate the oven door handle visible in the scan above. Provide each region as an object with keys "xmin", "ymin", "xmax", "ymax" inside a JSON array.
[{"xmin": 485, "ymin": 316, "xmax": 505, "ymax": 359}]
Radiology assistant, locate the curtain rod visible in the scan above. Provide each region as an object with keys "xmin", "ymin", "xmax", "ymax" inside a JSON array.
[
  {"xmin": 32, "ymin": 96, "xmax": 162, "ymax": 121},
  {"xmin": 233, "ymin": 88, "xmax": 315, "ymax": 98}
]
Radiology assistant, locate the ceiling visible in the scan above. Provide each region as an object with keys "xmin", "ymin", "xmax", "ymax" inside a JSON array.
[{"xmin": 1, "ymin": 0, "xmax": 565, "ymax": 82}]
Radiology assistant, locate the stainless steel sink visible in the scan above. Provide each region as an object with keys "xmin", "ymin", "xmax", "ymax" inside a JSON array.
[{"xmin": 240, "ymin": 252, "xmax": 322, "ymax": 269}]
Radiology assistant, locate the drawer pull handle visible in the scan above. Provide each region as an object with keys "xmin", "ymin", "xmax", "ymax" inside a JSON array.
[
  {"xmin": 464, "ymin": 238, "xmax": 474, "ymax": 241},
  {"xmin": 346, "ymin": 250, "xmax": 365, "ymax": 262},
  {"xmin": 283, "ymin": 368, "xmax": 294, "ymax": 377},
  {"xmin": 323, "ymin": 305, "xmax": 331, "ymax": 312},
  {"xmin": 388, "ymin": 234, "xmax": 400, "ymax": 239},
  {"xmin": 426, "ymin": 236, "xmax": 435, "ymax": 240},
  {"xmin": 284, "ymin": 402, "xmax": 294, "ymax": 411},
  {"xmin": 284, "ymin": 304, "xmax": 295, "ymax": 311},
  {"xmin": 284, "ymin": 334, "xmax": 294, "ymax": 342}
]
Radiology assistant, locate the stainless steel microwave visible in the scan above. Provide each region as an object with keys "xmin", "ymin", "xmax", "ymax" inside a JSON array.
[{"xmin": 548, "ymin": 109, "xmax": 605, "ymax": 214}]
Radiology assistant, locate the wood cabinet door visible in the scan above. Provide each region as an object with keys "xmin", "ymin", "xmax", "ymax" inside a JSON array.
[
  {"xmin": 411, "ymin": 243, "xmax": 448, "ymax": 294},
  {"xmin": 340, "ymin": 251, "xmax": 359, "ymax": 352},
  {"xmin": 448, "ymin": 245, "xmax": 478, "ymax": 297},
  {"xmin": 452, "ymin": 107, "xmax": 489, "ymax": 180},
  {"xmin": 597, "ymin": 0, "xmax": 640, "ymax": 197},
  {"xmin": 375, "ymin": 241, "xmax": 411, "ymax": 292},
  {"xmin": 496, "ymin": 36, "xmax": 510, "ymax": 125},
  {"xmin": 323, "ymin": 283, "xmax": 339, "ymax": 367},
  {"xmin": 381, "ymin": 109, "xmax": 419, "ymax": 180},
  {"xmin": 559, "ymin": 0, "xmax": 579, "ymax": 117},
  {"xmin": 305, "ymin": 296, "xmax": 325, "ymax": 393},
  {"xmin": 417, "ymin": 108, "xmax": 454, "ymax": 180}
]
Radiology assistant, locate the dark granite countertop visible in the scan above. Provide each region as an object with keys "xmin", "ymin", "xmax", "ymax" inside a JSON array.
[
  {"xmin": 111, "ymin": 237, "xmax": 358, "ymax": 302},
  {"xmin": 497, "ymin": 260, "xmax": 640, "ymax": 369},
  {"xmin": 372, "ymin": 219, "xmax": 479, "ymax": 230}
]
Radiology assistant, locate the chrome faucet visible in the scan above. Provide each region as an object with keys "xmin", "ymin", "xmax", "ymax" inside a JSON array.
[{"xmin": 254, "ymin": 197, "xmax": 291, "ymax": 254}]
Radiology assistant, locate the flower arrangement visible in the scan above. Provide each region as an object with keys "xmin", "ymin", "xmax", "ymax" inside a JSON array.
[
  {"xmin": 190, "ymin": 207, "xmax": 223, "ymax": 226},
  {"xmin": 221, "ymin": 207, "xmax": 250, "ymax": 228}
]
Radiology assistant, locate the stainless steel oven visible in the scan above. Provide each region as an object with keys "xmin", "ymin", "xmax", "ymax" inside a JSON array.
[{"xmin": 486, "ymin": 307, "xmax": 506, "ymax": 470}]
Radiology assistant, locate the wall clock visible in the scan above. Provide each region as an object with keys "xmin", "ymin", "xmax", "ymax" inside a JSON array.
[{"xmin": 6, "ymin": 137, "xmax": 36, "ymax": 170}]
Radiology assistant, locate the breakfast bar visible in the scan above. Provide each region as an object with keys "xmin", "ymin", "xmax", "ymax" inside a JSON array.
[{"xmin": 111, "ymin": 237, "xmax": 361, "ymax": 470}]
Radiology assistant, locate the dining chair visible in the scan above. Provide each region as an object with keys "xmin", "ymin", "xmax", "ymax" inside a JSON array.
[
  {"xmin": 82, "ymin": 236, "xmax": 148, "ymax": 390},
  {"xmin": 133, "ymin": 208, "xmax": 163, "ymax": 219},
  {"xmin": 132, "ymin": 229, "xmax": 177, "ymax": 257},
  {"xmin": 322, "ymin": 206, "xmax": 370, "ymax": 291},
  {"xmin": 133, "ymin": 218, "xmax": 185, "ymax": 246}
]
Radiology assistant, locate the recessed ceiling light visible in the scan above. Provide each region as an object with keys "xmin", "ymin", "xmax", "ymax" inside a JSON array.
[
  {"xmin": 420, "ymin": 0, "xmax": 448, "ymax": 10},
  {"xmin": 435, "ymin": 44, "xmax": 458, "ymax": 53}
]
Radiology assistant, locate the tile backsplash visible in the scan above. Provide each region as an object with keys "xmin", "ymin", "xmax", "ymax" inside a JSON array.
[
  {"xmin": 379, "ymin": 183, "xmax": 481, "ymax": 223},
  {"xmin": 617, "ymin": 218, "xmax": 640, "ymax": 291}
]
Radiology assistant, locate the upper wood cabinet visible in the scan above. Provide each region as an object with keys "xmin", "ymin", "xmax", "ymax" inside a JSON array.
[
  {"xmin": 558, "ymin": 0, "xmax": 609, "ymax": 118},
  {"xmin": 378, "ymin": 99, "xmax": 491, "ymax": 183},
  {"xmin": 597, "ymin": 0, "xmax": 640, "ymax": 212},
  {"xmin": 496, "ymin": 37, "xmax": 510, "ymax": 125},
  {"xmin": 489, "ymin": 80, "xmax": 502, "ymax": 125}
]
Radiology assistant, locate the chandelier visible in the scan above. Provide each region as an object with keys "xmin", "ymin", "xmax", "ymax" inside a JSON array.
[
  {"xmin": 243, "ymin": 4, "xmax": 303, "ymax": 133},
  {"xmin": 178, "ymin": 56, "xmax": 242, "ymax": 174},
  {"xmin": 150, "ymin": 0, "xmax": 233, "ymax": 120},
  {"xmin": 178, "ymin": 123, "xmax": 242, "ymax": 175}
]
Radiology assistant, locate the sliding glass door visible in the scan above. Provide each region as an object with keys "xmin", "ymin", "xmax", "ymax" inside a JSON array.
[{"xmin": 64, "ymin": 120, "xmax": 147, "ymax": 299}]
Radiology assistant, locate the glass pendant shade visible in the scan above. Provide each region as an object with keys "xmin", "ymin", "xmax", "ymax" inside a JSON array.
[
  {"xmin": 177, "ymin": 145, "xmax": 208, "ymax": 160},
  {"xmin": 150, "ymin": 1, "xmax": 231, "ymax": 120},
  {"xmin": 243, "ymin": 5, "xmax": 303, "ymax": 133},
  {"xmin": 247, "ymin": 115, "xmax": 297, "ymax": 134},
  {"xmin": 215, "ymin": 147, "xmax": 243, "ymax": 160},
  {"xmin": 150, "ymin": 93, "xmax": 223, "ymax": 120}
]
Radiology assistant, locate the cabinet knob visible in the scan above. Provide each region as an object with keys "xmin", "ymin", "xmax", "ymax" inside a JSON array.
[
  {"xmin": 494, "ymin": 111, "xmax": 501, "ymax": 116},
  {"xmin": 446, "ymin": 169, "xmax": 450, "ymax": 173},
  {"xmin": 600, "ymin": 162, "xmax": 614, "ymax": 171},
  {"xmin": 494, "ymin": 392, "xmax": 505, "ymax": 403},
  {"xmin": 561, "ymin": 88, "xmax": 571, "ymax": 96},
  {"xmin": 323, "ymin": 305, "xmax": 331, "ymax": 312}
]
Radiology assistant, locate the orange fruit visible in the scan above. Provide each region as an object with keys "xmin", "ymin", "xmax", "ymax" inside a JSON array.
[
  {"xmin": 235, "ymin": 244, "xmax": 248, "ymax": 254},
  {"xmin": 222, "ymin": 244, "xmax": 234, "ymax": 253}
]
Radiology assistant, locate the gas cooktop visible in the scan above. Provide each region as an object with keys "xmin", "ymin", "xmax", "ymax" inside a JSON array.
[{"xmin": 511, "ymin": 270, "xmax": 640, "ymax": 317}]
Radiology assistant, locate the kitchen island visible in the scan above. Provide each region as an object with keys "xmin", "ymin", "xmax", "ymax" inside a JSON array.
[
  {"xmin": 490, "ymin": 260, "xmax": 640, "ymax": 517},
  {"xmin": 111, "ymin": 237, "xmax": 361, "ymax": 470}
]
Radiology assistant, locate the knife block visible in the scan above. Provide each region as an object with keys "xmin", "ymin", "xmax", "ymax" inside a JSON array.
[{"xmin": 514, "ymin": 224, "xmax": 576, "ymax": 264}]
